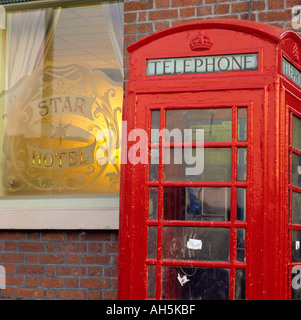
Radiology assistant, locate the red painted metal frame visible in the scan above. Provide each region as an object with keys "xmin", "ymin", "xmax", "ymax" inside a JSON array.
[{"xmin": 118, "ymin": 20, "xmax": 301, "ymax": 300}]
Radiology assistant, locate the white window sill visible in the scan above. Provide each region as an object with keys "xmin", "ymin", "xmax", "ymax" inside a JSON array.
[{"xmin": 0, "ymin": 197, "xmax": 119, "ymax": 229}]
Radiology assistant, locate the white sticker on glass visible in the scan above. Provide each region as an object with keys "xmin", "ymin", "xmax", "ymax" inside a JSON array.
[{"xmin": 186, "ymin": 239, "xmax": 202, "ymax": 250}]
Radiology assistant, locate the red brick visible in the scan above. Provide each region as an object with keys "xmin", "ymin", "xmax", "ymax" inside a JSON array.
[
  {"xmin": 40, "ymin": 254, "xmax": 65, "ymax": 264},
  {"xmin": 57, "ymin": 289, "xmax": 86, "ymax": 300},
  {"xmin": 0, "ymin": 253, "xmax": 24, "ymax": 263},
  {"xmin": 124, "ymin": 1, "xmax": 153, "ymax": 12},
  {"xmin": 125, "ymin": 24, "xmax": 137, "ymax": 34},
  {"xmin": 215, "ymin": 4, "xmax": 230, "ymax": 15},
  {"xmin": 56, "ymin": 266, "xmax": 86, "ymax": 277},
  {"xmin": 88, "ymin": 289, "xmax": 102, "ymax": 300},
  {"xmin": 111, "ymin": 279, "xmax": 118, "ymax": 289},
  {"xmin": 81, "ymin": 254, "xmax": 110, "ymax": 265},
  {"xmin": 65, "ymin": 232, "xmax": 82, "ymax": 241},
  {"xmin": 80, "ymin": 278, "xmax": 110, "ymax": 289},
  {"xmin": 267, "ymin": 0, "xmax": 284, "ymax": 10},
  {"xmin": 104, "ymin": 290, "xmax": 118, "ymax": 300},
  {"xmin": 111, "ymin": 232, "xmax": 118, "ymax": 241},
  {"xmin": 88, "ymin": 266, "xmax": 103, "ymax": 277},
  {"xmin": 138, "ymin": 11, "xmax": 146, "ymax": 21},
  {"xmin": 25, "ymin": 277, "xmax": 39, "ymax": 287},
  {"xmin": 25, "ymin": 253, "xmax": 39, "ymax": 264},
  {"xmin": 64, "ymin": 278, "xmax": 79, "ymax": 288},
  {"xmin": 16, "ymin": 288, "xmax": 44, "ymax": 299},
  {"xmin": 88, "ymin": 242, "xmax": 103, "ymax": 253},
  {"xmin": 155, "ymin": 21, "xmax": 170, "ymax": 31},
  {"xmin": 27, "ymin": 232, "xmax": 40, "ymax": 241},
  {"xmin": 258, "ymin": 10, "xmax": 291, "ymax": 22},
  {"xmin": 112, "ymin": 255, "xmax": 118, "ymax": 265},
  {"xmin": 2, "ymin": 264, "xmax": 15, "ymax": 274},
  {"xmin": 104, "ymin": 243, "xmax": 118, "ymax": 253},
  {"xmin": 46, "ymin": 289, "xmax": 55, "ymax": 299},
  {"xmin": 124, "ymin": 35, "xmax": 136, "ymax": 46},
  {"xmin": 180, "ymin": 7, "xmax": 195, "ymax": 18},
  {"xmin": 136, "ymin": 22, "xmax": 153, "ymax": 34},
  {"xmin": 253, "ymin": 0, "xmax": 266, "ymax": 11},
  {"xmin": 66, "ymin": 254, "xmax": 80, "ymax": 264},
  {"xmin": 287, "ymin": 0, "xmax": 301, "ymax": 8},
  {"xmin": 57, "ymin": 242, "xmax": 86, "ymax": 253},
  {"xmin": 6, "ymin": 276, "xmax": 23, "ymax": 286},
  {"xmin": 18, "ymin": 265, "xmax": 45, "ymax": 275},
  {"xmin": 4, "ymin": 242, "xmax": 17, "ymax": 251},
  {"xmin": 1, "ymin": 287, "xmax": 15, "ymax": 297},
  {"xmin": 105, "ymin": 266, "xmax": 118, "ymax": 278},
  {"xmin": 125, "ymin": 12, "xmax": 137, "ymax": 23},
  {"xmin": 149, "ymin": 9, "xmax": 178, "ymax": 20},
  {"xmin": 82, "ymin": 231, "xmax": 112, "ymax": 241},
  {"xmin": 18, "ymin": 242, "xmax": 45, "ymax": 252},
  {"xmin": 46, "ymin": 265, "xmax": 55, "ymax": 276},
  {"xmin": 155, "ymin": 0, "xmax": 169, "ymax": 8},
  {"xmin": 46, "ymin": 243, "xmax": 56, "ymax": 252},
  {"xmin": 42, "ymin": 232, "xmax": 65, "ymax": 241},
  {"xmin": 172, "ymin": 0, "xmax": 198, "ymax": 6},
  {"xmin": 197, "ymin": 6, "xmax": 213, "ymax": 16},
  {"xmin": 40, "ymin": 277, "xmax": 63, "ymax": 288},
  {"xmin": 0, "ymin": 232, "xmax": 25, "ymax": 240},
  {"xmin": 232, "ymin": 1, "xmax": 250, "ymax": 13}
]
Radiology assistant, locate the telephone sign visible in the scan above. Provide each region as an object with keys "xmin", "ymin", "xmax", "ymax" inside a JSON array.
[{"xmin": 146, "ymin": 53, "xmax": 258, "ymax": 76}]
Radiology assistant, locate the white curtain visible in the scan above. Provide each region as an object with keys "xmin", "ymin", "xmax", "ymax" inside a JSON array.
[
  {"xmin": 103, "ymin": 2, "xmax": 124, "ymax": 77},
  {"xmin": 7, "ymin": 9, "xmax": 59, "ymax": 90}
]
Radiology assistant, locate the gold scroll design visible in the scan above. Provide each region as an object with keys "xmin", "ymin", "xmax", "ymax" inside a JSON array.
[{"xmin": 5, "ymin": 62, "xmax": 122, "ymax": 193}]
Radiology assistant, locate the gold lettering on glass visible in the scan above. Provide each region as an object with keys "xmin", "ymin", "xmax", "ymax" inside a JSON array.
[{"xmin": 4, "ymin": 62, "xmax": 122, "ymax": 195}]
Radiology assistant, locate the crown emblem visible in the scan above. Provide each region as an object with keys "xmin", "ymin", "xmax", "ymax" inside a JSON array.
[{"xmin": 190, "ymin": 31, "xmax": 213, "ymax": 51}]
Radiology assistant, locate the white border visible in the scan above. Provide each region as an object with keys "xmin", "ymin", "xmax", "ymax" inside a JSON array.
[{"xmin": 0, "ymin": 208, "xmax": 119, "ymax": 229}]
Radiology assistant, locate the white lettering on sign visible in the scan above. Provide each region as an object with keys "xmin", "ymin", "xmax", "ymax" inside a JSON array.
[
  {"xmin": 146, "ymin": 53, "xmax": 258, "ymax": 76},
  {"xmin": 283, "ymin": 57, "xmax": 301, "ymax": 87}
]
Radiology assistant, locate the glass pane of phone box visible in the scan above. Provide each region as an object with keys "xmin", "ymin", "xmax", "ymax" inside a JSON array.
[{"xmin": 163, "ymin": 187, "xmax": 231, "ymax": 221}]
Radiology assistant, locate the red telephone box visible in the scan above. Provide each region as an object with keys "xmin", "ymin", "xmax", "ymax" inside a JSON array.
[{"xmin": 118, "ymin": 19, "xmax": 301, "ymax": 300}]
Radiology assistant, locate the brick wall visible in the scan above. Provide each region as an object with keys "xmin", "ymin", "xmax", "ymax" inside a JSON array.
[
  {"xmin": 0, "ymin": 231, "xmax": 118, "ymax": 300},
  {"xmin": 124, "ymin": 0, "xmax": 300, "ymax": 80}
]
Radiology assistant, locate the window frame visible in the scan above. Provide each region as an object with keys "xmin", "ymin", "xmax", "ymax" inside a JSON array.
[{"xmin": 0, "ymin": 0, "xmax": 123, "ymax": 230}]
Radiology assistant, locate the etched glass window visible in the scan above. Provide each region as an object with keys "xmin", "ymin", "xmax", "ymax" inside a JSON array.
[{"xmin": 0, "ymin": 2, "xmax": 123, "ymax": 204}]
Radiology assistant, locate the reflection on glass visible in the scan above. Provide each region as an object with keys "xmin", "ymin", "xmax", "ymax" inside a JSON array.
[
  {"xmin": 151, "ymin": 111, "xmax": 161, "ymax": 143},
  {"xmin": 148, "ymin": 265, "xmax": 156, "ymax": 299},
  {"xmin": 150, "ymin": 148, "xmax": 159, "ymax": 181},
  {"xmin": 237, "ymin": 188, "xmax": 247, "ymax": 221},
  {"xmin": 293, "ymin": 115, "xmax": 301, "ymax": 150},
  {"xmin": 237, "ymin": 148, "xmax": 247, "ymax": 181},
  {"xmin": 164, "ymin": 148, "xmax": 231, "ymax": 181},
  {"xmin": 237, "ymin": 228, "xmax": 245, "ymax": 262},
  {"xmin": 149, "ymin": 187, "xmax": 158, "ymax": 220},
  {"xmin": 162, "ymin": 266, "xmax": 229, "ymax": 300},
  {"xmin": 292, "ymin": 153, "xmax": 301, "ymax": 187},
  {"xmin": 292, "ymin": 192, "xmax": 301, "ymax": 225},
  {"xmin": 292, "ymin": 230, "xmax": 301, "ymax": 262},
  {"xmin": 235, "ymin": 269, "xmax": 246, "ymax": 300},
  {"xmin": 163, "ymin": 187, "xmax": 230, "ymax": 221},
  {"xmin": 165, "ymin": 108, "xmax": 232, "ymax": 142},
  {"xmin": 2, "ymin": 3, "xmax": 124, "ymax": 197},
  {"xmin": 238, "ymin": 108, "xmax": 247, "ymax": 141},
  {"xmin": 147, "ymin": 226, "xmax": 157, "ymax": 259},
  {"xmin": 162, "ymin": 226, "xmax": 230, "ymax": 261}
]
